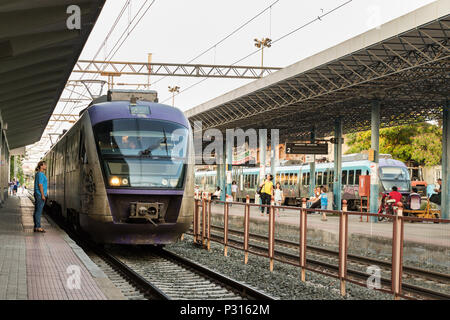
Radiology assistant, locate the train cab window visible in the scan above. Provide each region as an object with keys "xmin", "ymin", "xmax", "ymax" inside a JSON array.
[
  {"xmin": 342, "ymin": 170, "xmax": 348, "ymax": 185},
  {"xmin": 348, "ymin": 170, "xmax": 355, "ymax": 185},
  {"xmin": 355, "ymin": 170, "xmax": 362, "ymax": 185},
  {"xmin": 94, "ymin": 119, "xmax": 189, "ymax": 189}
]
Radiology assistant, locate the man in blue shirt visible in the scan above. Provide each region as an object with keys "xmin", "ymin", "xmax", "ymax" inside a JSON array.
[{"xmin": 34, "ymin": 161, "xmax": 48, "ymax": 233}]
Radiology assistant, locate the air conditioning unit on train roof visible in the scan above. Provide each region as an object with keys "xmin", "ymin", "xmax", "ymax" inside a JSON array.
[
  {"xmin": 107, "ymin": 89, "xmax": 158, "ymax": 103},
  {"xmin": 342, "ymin": 153, "xmax": 392, "ymax": 162}
]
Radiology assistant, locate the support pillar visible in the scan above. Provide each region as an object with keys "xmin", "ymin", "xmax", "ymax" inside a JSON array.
[
  {"xmin": 226, "ymin": 137, "xmax": 233, "ymax": 198},
  {"xmin": 309, "ymin": 129, "xmax": 316, "ymax": 198},
  {"xmin": 370, "ymin": 101, "xmax": 380, "ymax": 220},
  {"xmin": 259, "ymin": 130, "xmax": 267, "ymax": 183},
  {"xmin": 220, "ymin": 145, "xmax": 226, "ymax": 201},
  {"xmin": 334, "ymin": 119, "xmax": 343, "ymax": 211},
  {"xmin": 270, "ymin": 130, "xmax": 279, "ymax": 180},
  {"xmin": 442, "ymin": 103, "xmax": 449, "ymax": 219}
]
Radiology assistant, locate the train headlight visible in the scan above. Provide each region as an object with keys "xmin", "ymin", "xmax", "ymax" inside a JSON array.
[
  {"xmin": 170, "ymin": 179, "xmax": 178, "ymax": 187},
  {"xmin": 161, "ymin": 179, "xmax": 168, "ymax": 186},
  {"xmin": 110, "ymin": 176, "xmax": 121, "ymax": 186},
  {"xmin": 122, "ymin": 178, "xmax": 129, "ymax": 185}
]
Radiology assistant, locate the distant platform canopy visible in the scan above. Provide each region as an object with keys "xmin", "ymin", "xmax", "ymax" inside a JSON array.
[
  {"xmin": 0, "ymin": 0, "xmax": 105, "ymax": 149},
  {"xmin": 186, "ymin": 0, "xmax": 450, "ymax": 141}
]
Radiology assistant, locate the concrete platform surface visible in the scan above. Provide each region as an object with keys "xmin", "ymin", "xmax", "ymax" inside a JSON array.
[{"xmin": 0, "ymin": 195, "xmax": 125, "ymax": 300}]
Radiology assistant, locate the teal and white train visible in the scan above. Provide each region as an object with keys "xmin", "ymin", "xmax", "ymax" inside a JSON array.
[{"xmin": 194, "ymin": 154, "xmax": 411, "ymax": 210}]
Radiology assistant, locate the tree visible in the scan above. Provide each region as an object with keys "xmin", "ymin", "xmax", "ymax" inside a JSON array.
[{"xmin": 345, "ymin": 123, "xmax": 442, "ymax": 166}]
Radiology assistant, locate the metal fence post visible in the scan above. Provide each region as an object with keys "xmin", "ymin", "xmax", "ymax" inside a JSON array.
[
  {"xmin": 193, "ymin": 198, "xmax": 199, "ymax": 243},
  {"xmin": 244, "ymin": 195, "xmax": 250, "ymax": 264},
  {"xmin": 339, "ymin": 200, "xmax": 349, "ymax": 297},
  {"xmin": 269, "ymin": 195, "xmax": 275, "ymax": 272},
  {"xmin": 224, "ymin": 200, "xmax": 229, "ymax": 257},
  {"xmin": 300, "ymin": 198, "xmax": 308, "ymax": 282},
  {"xmin": 202, "ymin": 193, "xmax": 207, "ymax": 248},
  {"xmin": 392, "ymin": 203, "xmax": 404, "ymax": 300},
  {"xmin": 207, "ymin": 193, "xmax": 211, "ymax": 250}
]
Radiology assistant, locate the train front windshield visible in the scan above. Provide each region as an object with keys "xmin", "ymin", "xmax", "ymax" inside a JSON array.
[
  {"xmin": 379, "ymin": 166, "xmax": 410, "ymax": 192},
  {"xmin": 94, "ymin": 119, "xmax": 188, "ymax": 189}
]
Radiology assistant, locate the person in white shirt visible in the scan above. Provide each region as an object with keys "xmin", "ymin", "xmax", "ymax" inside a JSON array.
[
  {"xmin": 274, "ymin": 182, "xmax": 284, "ymax": 217},
  {"xmin": 231, "ymin": 181, "xmax": 238, "ymax": 202}
]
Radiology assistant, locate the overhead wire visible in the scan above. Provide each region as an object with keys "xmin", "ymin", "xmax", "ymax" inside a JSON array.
[
  {"xmin": 152, "ymin": 0, "xmax": 280, "ymax": 88},
  {"xmin": 161, "ymin": 0, "xmax": 353, "ymax": 104},
  {"xmin": 55, "ymin": 0, "xmax": 156, "ymax": 135}
]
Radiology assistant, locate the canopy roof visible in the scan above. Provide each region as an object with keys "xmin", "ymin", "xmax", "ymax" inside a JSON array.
[
  {"xmin": 186, "ymin": 0, "xmax": 450, "ymax": 141},
  {"xmin": 0, "ymin": 0, "xmax": 105, "ymax": 149}
]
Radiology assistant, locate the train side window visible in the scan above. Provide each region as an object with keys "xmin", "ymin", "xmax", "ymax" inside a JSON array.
[
  {"xmin": 355, "ymin": 170, "xmax": 362, "ymax": 185},
  {"xmin": 342, "ymin": 170, "xmax": 348, "ymax": 185},
  {"xmin": 288, "ymin": 173, "xmax": 292, "ymax": 185},
  {"xmin": 276, "ymin": 173, "xmax": 280, "ymax": 184},
  {"xmin": 348, "ymin": 170, "xmax": 355, "ymax": 185},
  {"xmin": 317, "ymin": 172, "xmax": 323, "ymax": 186},
  {"xmin": 302, "ymin": 173, "xmax": 306, "ymax": 185},
  {"xmin": 306, "ymin": 173, "xmax": 310, "ymax": 185},
  {"xmin": 79, "ymin": 131, "xmax": 88, "ymax": 165},
  {"xmin": 329, "ymin": 171, "xmax": 334, "ymax": 184},
  {"xmin": 323, "ymin": 172, "xmax": 328, "ymax": 186},
  {"xmin": 293, "ymin": 173, "xmax": 298, "ymax": 185}
]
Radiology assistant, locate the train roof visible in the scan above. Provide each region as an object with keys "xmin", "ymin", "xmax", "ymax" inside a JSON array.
[
  {"xmin": 195, "ymin": 158, "xmax": 407, "ymax": 175},
  {"xmin": 87, "ymin": 100, "xmax": 190, "ymax": 129}
]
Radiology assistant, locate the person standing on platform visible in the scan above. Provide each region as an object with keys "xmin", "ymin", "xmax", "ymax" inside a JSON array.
[
  {"xmin": 319, "ymin": 186, "xmax": 328, "ymax": 210},
  {"xmin": 33, "ymin": 161, "xmax": 48, "ymax": 233},
  {"xmin": 259, "ymin": 174, "xmax": 273, "ymax": 215},
  {"xmin": 274, "ymin": 182, "xmax": 284, "ymax": 217},
  {"xmin": 231, "ymin": 181, "xmax": 238, "ymax": 202}
]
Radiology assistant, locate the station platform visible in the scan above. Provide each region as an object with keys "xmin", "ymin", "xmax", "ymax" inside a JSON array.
[{"xmin": 0, "ymin": 195, "xmax": 124, "ymax": 300}]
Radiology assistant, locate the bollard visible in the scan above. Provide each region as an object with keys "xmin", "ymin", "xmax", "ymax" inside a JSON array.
[
  {"xmin": 244, "ymin": 195, "xmax": 250, "ymax": 264},
  {"xmin": 392, "ymin": 202, "xmax": 404, "ymax": 300},
  {"xmin": 207, "ymin": 193, "xmax": 211, "ymax": 251},
  {"xmin": 224, "ymin": 200, "xmax": 229, "ymax": 257},
  {"xmin": 202, "ymin": 193, "xmax": 207, "ymax": 247},
  {"xmin": 299, "ymin": 198, "xmax": 308, "ymax": 282},
  {"xmin": 339, "ymin": 200, "xmax": 349, "ymax": 297},
  {"xmin": 269, "ymin": 195, "xmax": 275, "ymax": 272}
]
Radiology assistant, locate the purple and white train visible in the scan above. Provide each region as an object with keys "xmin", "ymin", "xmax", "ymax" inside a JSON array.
[{"xmin": 43, "ymin": 90, "xmax": 194, "ymax": 244}]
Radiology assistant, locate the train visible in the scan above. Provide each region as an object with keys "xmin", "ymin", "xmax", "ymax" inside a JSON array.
[
  {"xmin": 195, "ymin": 154, "xmax": 411, "ymax": 210},
  {"xmin": 42, "ymin": 90, "xmax": 194, "ymax": 244}
]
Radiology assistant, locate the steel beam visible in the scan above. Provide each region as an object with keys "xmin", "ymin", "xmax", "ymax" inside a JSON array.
[{"xmin": 74, "ymin": 60, "xmax": 281, "ymax": 80}]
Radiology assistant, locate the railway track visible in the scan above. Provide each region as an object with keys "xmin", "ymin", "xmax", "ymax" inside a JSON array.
[
  {"xmin": 35, "ymin": 196, "xmax": 274, "ymax": 300},
  {"xmin": 189, "ymin": 225, "xmax": 449, "ymax": 300}
]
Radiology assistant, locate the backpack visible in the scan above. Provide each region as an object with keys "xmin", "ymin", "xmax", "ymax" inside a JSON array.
[{"xmin": 256, "ymin": 183, "xmax": 264, "ymax": 195}]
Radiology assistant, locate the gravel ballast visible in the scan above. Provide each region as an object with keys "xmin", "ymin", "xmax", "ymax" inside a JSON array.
[{"xmin": 166, "ymin": 235, "xmax": 393, "ymax": 300}]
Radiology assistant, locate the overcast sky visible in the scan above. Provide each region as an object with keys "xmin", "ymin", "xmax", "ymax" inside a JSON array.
[{"xmin": 25, "ymin": 0, "xmax": 436, "ymax": 165}]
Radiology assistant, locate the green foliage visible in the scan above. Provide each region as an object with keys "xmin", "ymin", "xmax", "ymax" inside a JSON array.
[{"xmin": 345, "ymin": 123, "xmax": 442, "ymax": 166}]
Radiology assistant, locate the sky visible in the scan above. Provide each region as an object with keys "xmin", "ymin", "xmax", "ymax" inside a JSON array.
[{"xmin": 23, "ymin": 0, "xmax": 437, "ymax": 168}]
